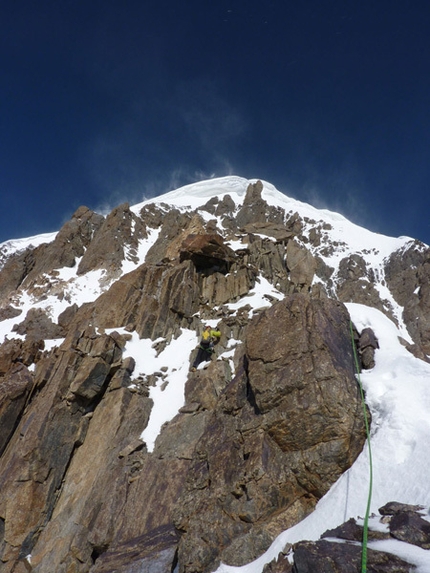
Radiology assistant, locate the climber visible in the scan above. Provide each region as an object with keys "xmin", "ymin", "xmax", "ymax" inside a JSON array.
[{"xmin": 191, "ymin": 325, "xmax": 221, "ymax": 371}]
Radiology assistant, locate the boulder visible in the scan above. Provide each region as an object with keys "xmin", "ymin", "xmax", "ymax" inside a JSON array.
[
  {"xmin": 358, "ymin": 326, "xmax": 379, "ymax": 369},
  {"xmin": 389, "ymin": 511, "xmax": 430, "ymax": 549},
  {"xmin": 292, "ymin": 539, "xmax": 414, "ymax": 572}
]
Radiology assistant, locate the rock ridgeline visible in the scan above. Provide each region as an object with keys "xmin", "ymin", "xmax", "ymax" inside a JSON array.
[{"xmin": 0, "ymin": 180, "xmax": 429, "ymax": 573}]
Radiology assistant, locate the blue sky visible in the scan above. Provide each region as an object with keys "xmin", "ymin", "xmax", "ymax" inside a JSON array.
[{"xmin": 2, "ymin": 1, "xmax": 430, "ymax": 244}]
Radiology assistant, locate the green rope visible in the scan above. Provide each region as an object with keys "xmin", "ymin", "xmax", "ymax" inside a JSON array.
[{"xmin": 349, "ymin": 321, "xmax": 373, "ymax": 573}]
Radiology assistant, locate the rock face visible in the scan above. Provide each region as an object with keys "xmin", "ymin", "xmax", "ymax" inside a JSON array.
[
  {"xmin": 173, "ymin": 295, "xmax": 366, "ymax": 573},
  {"xmin": 0, "ymin": 179, "xmax": 428, "ymax": 573},
  {"xmin": 385, "ymin": 242, "xmax": 430, "ymax": 354}
]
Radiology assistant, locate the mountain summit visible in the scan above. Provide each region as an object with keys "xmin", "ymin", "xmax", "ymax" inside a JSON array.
[{"xmin": 1, "ymin": 177, "xmax": 430, "ymax": 572}]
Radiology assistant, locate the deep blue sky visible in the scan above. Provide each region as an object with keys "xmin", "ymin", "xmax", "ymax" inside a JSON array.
[{"xmin": 2, "ymin": 1, "xmax": 430, "ymax": 244}]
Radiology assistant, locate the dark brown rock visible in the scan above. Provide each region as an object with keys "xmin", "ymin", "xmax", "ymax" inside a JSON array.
[
  {"xmin": 185, "ymin": 360, "xmax": 231, "ymax": 411},
  {"xmin": 57, "ymin": 303, "xmax": 79, "ymax": 329},
  {"xmin": 236, "ymin": 181, "xmax": 270, "ymax": 228},
  {"xmin": 263, "ymin": 554, "xmax": 293, "ymax": 573},
  {"xmin": 242, "ymin": 222, "xmax": 293, "ymax": 243},
  {"xmin": 215, "ymin": 194, "xmax": 236, "ymax": 217},
  {"xmin": 0, "ymin": 328, "xmax": 136, "ymax": 569},
  {"xmin": 89, "ymin": 525, "xmax": 179, "ymax": 573},
  {"xmin": 247, "ymin": 235, "xmax": 289, "ymax": 288},
  {"xmin": 0, "ymin": 338, "xmax": 24, "ymax": 375},
  {"xmin": 180, "ymin": 233, "xmax": 236, "ymax": 274},
  {"xmin": 68, "ymin": 356, "xmax": 112, "ymax": 401},
  {"xmin": 286, "ymin": 239, "xmax": 316, "ymax": 292},
  {"xmin": 358, "ymin": 327, "xmax": 379, "ymax": 369},
  {"xmin": 0, "ymin": 305, "xmax": 22, "ymax": 322},
  {"xmin": 0, "ymin": 364, "xmax": 34, "ymax": 456},
  {"xmin": 389, "ymin": 512, "xmax": 430, "ymax": 549},
  {"xmin": 322, "ymin": 517, "xmax": 389, "ymax": 542},
  {"xmin": 67, "ymin": 260, "xmax": 200, "ymax": 341},
  {"xmin": 27, "ymin": 386, "xmax": 152, "ymax": 573},
  {"xmin": 200, "ymin": 265, "xmax": 255, "ymax": 305},
  {"xmin": 144, "ymin": 210, "xmax": 200, "ymax": 264},
  {"xmin": 292, "ymin": 539, "xmax": 415, "ymax": 572},
  {"xmin": 336, "ymin": 253, "xmax": 390, "ymax": 319},
  {"xmin": 379, "ymin": 501, "xmax": 426, "ymax": 515},
  {"xmin": 0, "ymin": 247, "xmax": 37, "ymax": 302},
  {"xmin": 12, "ymin": 307, "xmax": 64, "ymax": 340}
]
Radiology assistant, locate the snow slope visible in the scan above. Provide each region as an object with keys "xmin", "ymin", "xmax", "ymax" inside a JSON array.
[{"xmin": 1, "ymin": 176, "xmax": 430, "ymax": 571}]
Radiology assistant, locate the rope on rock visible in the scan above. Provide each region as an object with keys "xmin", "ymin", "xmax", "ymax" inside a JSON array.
[{"xmin": 350, "ymin": 320, "xmax": 374, "ymax": 573}]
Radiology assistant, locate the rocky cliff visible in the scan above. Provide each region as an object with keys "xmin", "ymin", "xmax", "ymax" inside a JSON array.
[{"xmin": 0, "ymin": 177, "xmax": 429, "ymax": 572}]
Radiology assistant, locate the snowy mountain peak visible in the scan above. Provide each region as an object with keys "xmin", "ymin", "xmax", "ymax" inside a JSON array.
[{"xmin": 1, "ymin": 176, "xmax": 430, "ymax": 572}]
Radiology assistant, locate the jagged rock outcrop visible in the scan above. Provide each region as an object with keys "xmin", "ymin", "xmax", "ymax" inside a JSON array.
[
  {"xmin": 0, "ymin": 292, "xmax": 367, "ymax": 573},
  {"xmin": 0, "ymin": 179, "xmax": 429, "ymax": 573},
  {"xmin": 236, "ymin": 180, "xmax": 285, "ymax": 229},
  {"xmin": 0, "ymin": 206, "xmax": 104, "ymax": 300},
  {"xmin": 77, "ymin": 203, "xmax": 148, "ymax": 278},
  {"xmin": 247, "ymin": 235, "xmax": 289, "ymax": 291},
  {"xmin": 172, "ymin": 294, "xmax": 367, "ymax": 573},
  {"xmin": 12, "ymin": 307, "xmax": 65, "ymax": 340},
  {"xmin": 0, "ymin": 337, "xmax": 44, "ymax": 375},
  {"xmin": 0, "ymin": 305, "xmax": 22, "ymax": 321},
  {"xmin": 385, "ymin": 241, "xmax": 430, "ymax": 353},
  {"xmin": 336, "ymin": 253, "xmax": 387, "ymax": 314},
  {"xmin": 0, "ymin": 327, "xmax": 134, "ymax": 571},
  {"xmin": 0, "ymin": 364, "xmax": 34, "ymax": 457},
  {"xmin": 144, "ymin": 209, "xmax": 203, "ymax": 264},
  {"xmin": 80, "ymin": 259, "xmax": 201, "ymax": 340},
  {"xmin": 286, "ymin": 239, "xmax": 316, "ymax": 292}
]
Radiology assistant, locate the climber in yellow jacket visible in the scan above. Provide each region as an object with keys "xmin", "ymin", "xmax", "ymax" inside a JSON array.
[{"xmin": 191, "ymin": 325, "xmax": 221, "ymax": 371}]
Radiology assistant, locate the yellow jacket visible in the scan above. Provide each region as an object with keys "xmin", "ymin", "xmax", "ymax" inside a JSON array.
[{"xmin": 201, "ymin": 328, "xmax": 221, "ymax": 344}]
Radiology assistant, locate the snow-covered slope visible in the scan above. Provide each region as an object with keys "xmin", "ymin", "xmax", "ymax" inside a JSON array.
[{"xmin": 1, "ymin": 176, "xmax": 430, "ymax": 571}]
